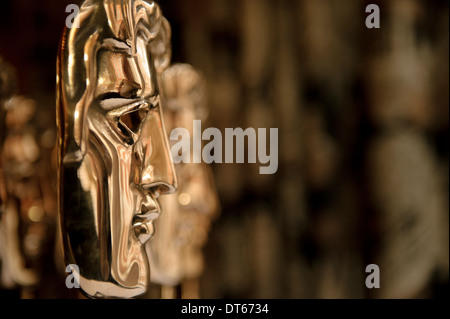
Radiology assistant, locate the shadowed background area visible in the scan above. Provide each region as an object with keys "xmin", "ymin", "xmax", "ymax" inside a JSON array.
[{"xmin": 0, "ymin": 0, "xmax": 448, "ymax": 298}]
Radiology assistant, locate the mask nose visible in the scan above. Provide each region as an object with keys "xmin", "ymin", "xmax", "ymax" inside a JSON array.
[{"xmin": 138, "ymin": 103, "xmax": 177, "ymax": 196}]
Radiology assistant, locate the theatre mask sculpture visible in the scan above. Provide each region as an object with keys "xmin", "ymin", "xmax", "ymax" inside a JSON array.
[
  {"xmin": 57, "ymin": 0, "xmax": 176, "ymax": 298},
  {"xmin": 147, "ymin": 64, "xmax": 219, "ymax": 297}
]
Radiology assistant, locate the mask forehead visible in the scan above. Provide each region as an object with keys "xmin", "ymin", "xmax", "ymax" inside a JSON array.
[{"xmin": 58, "ymin": 0, "xmax": 170, "ymax": 159}]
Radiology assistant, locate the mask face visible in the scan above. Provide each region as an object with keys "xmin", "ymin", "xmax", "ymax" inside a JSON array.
[{"xmin": 57, "ymin": 0, "xmax": 176, "ymax": 298}]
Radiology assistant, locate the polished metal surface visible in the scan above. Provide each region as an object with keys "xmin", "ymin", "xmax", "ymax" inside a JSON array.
[
  {"xmin": 57, "ymin": 0, "xmax": 176, "ymax": 298},
  {"xmin": 147, "ymin": 64, "xmax": 219, "ymax": 295}
]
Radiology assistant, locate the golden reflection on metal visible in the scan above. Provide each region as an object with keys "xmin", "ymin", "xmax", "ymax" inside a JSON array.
[
  {"xmin": 57, "ymin": 0, "xmax": 176, "ymax": 298},
  {"xmin": 147, "ymin": 64, "xmax": 220, "ymax": 298}
]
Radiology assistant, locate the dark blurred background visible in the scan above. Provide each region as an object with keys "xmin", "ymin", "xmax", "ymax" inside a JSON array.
[{"xmin": 0, "ymin": 0, "xmax": 448, "ymax": 298}]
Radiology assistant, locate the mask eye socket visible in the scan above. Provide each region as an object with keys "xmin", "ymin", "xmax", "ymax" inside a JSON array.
[{"xmin": 118, "ymin": 108, "xmax": 149, "ymax": 143}]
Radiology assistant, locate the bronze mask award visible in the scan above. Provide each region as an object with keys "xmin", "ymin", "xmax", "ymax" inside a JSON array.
[{"xmin": 57, "ymin": 0, "xmax": 177, "ymax": 298}]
